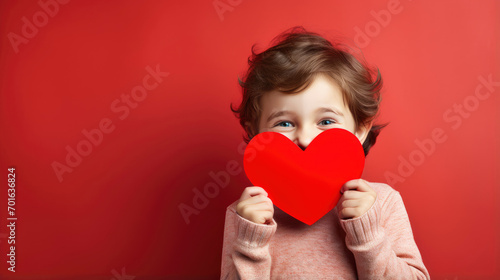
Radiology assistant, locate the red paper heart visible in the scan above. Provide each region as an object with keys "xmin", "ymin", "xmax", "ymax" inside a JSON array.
[{"xmin": 243, "ymin": 128, "xmax": 365, "ymax": 225}]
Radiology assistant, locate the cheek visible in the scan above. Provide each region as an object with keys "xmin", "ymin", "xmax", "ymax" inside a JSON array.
[
  {"xmin": 331, "ymin": 120, "xmax": 359, "ymax": 140},
  {"xmin": 264, "ymin": 128, "xmax": 293, "ymax": 141},
  {"xmin": 280, "ymin": 132, "xmax": 294, "ymax": 142},
  {"xmin": 343, "ymin": 118, "xmax": 357, "ymax": 134},
  {"xmin": 267, "ymin": 127, "xmax": 292, "ymax": 138},
  {"xmin": 332, "ymin": 123, "xmax": 355, "ymax": 135}
]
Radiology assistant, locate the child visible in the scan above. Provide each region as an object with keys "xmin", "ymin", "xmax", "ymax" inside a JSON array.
[{"xmin": 221, "ymin": 26, "xmax": 429, "ymax": 279}]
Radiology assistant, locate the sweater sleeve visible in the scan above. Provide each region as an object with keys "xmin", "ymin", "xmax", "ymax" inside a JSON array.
[
  {"xmin": 220, "ymin": 201, "xmax": 277, "ymax": 280},
  {"xmin": 339, "ymin": 187, "xmax": 430, "ymax": 280}
]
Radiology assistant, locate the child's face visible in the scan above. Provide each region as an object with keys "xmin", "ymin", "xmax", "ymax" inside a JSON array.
[{"xmin": 257, "ymin": 73, "xmax": 371, "ymax": 150}]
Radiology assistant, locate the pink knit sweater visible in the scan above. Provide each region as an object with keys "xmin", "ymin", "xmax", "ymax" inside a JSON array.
[{"xmin": 220, "ymin": 182, "xmax": 430, "ymax": 279}]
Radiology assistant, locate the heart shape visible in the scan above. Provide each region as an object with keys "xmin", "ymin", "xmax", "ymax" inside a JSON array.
[{"xmin": 243, "ymin": 128, "xmax": 365, "ymax": 225}]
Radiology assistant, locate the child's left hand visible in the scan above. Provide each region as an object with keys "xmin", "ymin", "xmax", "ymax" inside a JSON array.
[{"xmin": 337, "ymin": 179, "xmax": 377, "ymax": 219}]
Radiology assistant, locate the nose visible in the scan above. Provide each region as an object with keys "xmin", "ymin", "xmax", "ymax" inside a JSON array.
[{"xmin": 294, "ymin": 127, "xmax": 316, "ymax": 151}]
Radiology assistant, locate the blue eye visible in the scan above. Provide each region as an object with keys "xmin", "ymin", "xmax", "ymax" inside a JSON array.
[
  {"xmin": 319, "ymin": 119, "xmax": 335, "ymax": 125},
  {"xmin": 275, "ymin": 121, "xmax": 293, "ymax": 127}
]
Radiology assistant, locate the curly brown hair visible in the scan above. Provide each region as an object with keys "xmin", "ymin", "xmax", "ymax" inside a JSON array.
[{"xmin": 230, "ymin": 26, "xmax": 387, "ymax": 156}]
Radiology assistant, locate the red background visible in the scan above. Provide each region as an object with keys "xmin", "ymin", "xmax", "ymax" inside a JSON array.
[{"xmin": 0, "ymin": 0, "xmax": 498, "ymax": 279}]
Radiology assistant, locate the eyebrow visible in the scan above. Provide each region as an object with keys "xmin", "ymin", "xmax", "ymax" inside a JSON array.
[
  {"xmin": 316, "ymin": 107, "xmax": 344, "ymax": 117},
  {"xmin": 266, "ymin": 110, "xmax": 294, "ymax": 123}
]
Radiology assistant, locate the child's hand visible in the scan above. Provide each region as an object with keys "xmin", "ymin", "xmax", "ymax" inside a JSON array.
[
  {"xmin": 337, "ymin": 179, "xmax": 377, "ymax": 219},
  {"xmin": 236, "ymin": 186, "xmax": 274, "ymax": 225}
]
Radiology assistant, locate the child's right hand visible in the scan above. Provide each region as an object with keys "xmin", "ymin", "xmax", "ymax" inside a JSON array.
[{"xmin": 236, "ymin": 186, "xmax": 274, "ymax": 225}]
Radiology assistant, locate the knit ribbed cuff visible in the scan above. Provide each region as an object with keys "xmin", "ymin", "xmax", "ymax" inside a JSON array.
[
  {"xmin": 234, "ymin": 212, "xmax": 277, "ymax": 248},
  {"xmin": 340, "ymin": 199, "xmax": 382, "ymax": 246}
]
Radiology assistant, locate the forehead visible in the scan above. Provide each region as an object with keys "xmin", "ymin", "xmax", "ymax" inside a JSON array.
[{"xmin": 260, "ymin": 74, "xmax": 347, "ymax": 114}]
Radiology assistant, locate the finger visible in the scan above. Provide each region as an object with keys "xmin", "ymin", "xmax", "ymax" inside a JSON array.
[
  {"xmin": 240, "ymin": 186, "xmax": 268, "ymax": 201},
  {"xmin": 254, "ymin": 210, "xmax": 274, "ymax": 224},
  {"xmin": 340, "ymin": 199, "xmax": 359, "ymax": 209},
  {"xmin": 241, "ymin": 195, "xmax": 273, "ymax": 207},
  {"xmin": 237, "ymin": 202, "xmax": 274, "ymax": 219},
  {"xmin": 339, "ymin": 207, "xmax": 358, "ymax": 219},
  {"xmin": 236, "ymin": 195, "xmax": 272, "ymax": 219},
  {"xmin": 340, "ymin": 190, "xmax": 364, "ymax": 200},
  {"xmin": 260, "ymin": 211, "xmax": 274, "ymax": 225},
  {"xmin": 340, "ymin": 179, "xmax": 371, "ymax": 193},
  {"xmin": 245, "ymin": 203, "xmax": 274, "ymax": 213},
  {"xmin": 241, "ymin": 207, "xmax": 274, "ymax": 224}
]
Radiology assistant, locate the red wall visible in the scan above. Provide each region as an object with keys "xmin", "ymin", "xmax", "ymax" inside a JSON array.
[{"xmin": 0, "ymin": 0, "xmax": 498, "ymax": 279}]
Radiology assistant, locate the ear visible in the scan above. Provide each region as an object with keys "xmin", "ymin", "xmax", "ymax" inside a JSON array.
[{"xmin": 354, "ymin": 121, "xmax": 372, "ymax": 145}]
